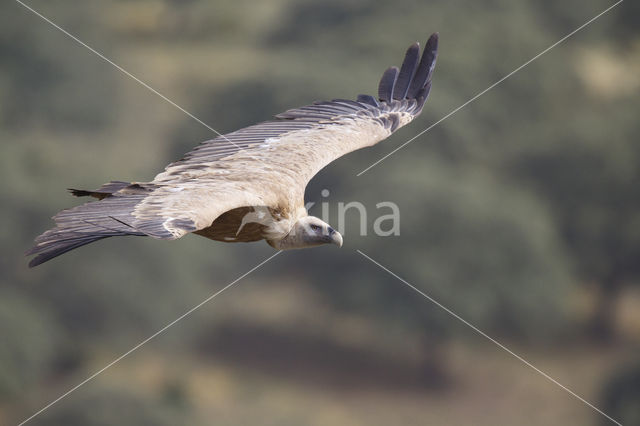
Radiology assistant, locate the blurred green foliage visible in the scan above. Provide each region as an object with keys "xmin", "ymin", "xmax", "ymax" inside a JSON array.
[
  {"xmin": 1, "ymin": 0, "xmax": 638, "ymax": 425},
  {"xmin": 0, "ymin": 291, "xmax": 59, "ymax": 399},
  {"xmin": 37, "ymin": 383, "xmax": 188, "ymax": 426}
]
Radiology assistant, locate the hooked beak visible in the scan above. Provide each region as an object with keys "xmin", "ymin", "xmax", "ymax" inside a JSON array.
[{"xmin": 327, "ymin": 227, "xmax": 343, "ymax": 247}]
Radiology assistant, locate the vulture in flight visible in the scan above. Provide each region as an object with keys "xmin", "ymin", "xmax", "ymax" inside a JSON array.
[{"xmin": 27, "ymin": 34, "xmax": 439, "ymax": 267}]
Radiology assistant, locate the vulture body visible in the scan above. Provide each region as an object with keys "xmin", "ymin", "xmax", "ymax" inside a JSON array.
[{"xmin": 27, "ymin": 34, "xmax": 439, "ymax": 267}]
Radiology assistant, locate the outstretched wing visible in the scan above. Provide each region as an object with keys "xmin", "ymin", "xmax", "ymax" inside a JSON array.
[
  {"xmin": 134, "ymin": 34, "xmax": 439, "ymax": 239},
  {"xmin": 27, "ymin": 35, "xmax": 438, "ymax": 266}
]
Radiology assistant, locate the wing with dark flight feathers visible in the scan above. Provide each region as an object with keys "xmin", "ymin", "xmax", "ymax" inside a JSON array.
[
  {"xmin": 27, "ymin": 34, "xmax": 439, "ymax": 266},
  {"xmin": 163, "ymin": 34, "xmax": 438, "ymax": 173}
]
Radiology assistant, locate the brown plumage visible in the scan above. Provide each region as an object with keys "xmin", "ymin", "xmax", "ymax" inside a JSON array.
[{"xmin": 26, "ymin": 34, "xmax": 439, "ymax": 267}]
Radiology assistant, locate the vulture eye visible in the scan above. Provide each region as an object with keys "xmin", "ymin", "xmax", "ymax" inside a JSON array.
[{"xmin": 310, "ymin": 224, "xmax": 321, "ymax": 231}]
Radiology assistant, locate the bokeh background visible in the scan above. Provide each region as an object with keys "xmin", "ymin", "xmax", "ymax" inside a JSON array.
[{"xmin": 1, "ymin": 0, "xmax": 639, "ymax": 425}]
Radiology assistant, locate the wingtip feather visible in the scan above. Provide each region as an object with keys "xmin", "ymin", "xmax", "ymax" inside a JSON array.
[
  {"xmin": 393, "ymin": 42, "xmax": 421, "ymax": 100},
  {"xmin": 406, "ymin": 33, "xmax": 438, "ymax": 99},
  {"xmin": 378, "ymin": 66, "xmax": 399, "ymax": 102},
  {"xmin": 375, "ymin": 34, "xmax": 438, "ymax": 105}
]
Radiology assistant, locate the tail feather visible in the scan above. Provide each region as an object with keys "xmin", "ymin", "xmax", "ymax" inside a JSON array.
[
  {"xmin": 27, "ymin": 192, "xmax": 148, "ymax": 267},
  {"xmin": 68, "ymin": 180, "xmax": 131, "ymax": 200}
]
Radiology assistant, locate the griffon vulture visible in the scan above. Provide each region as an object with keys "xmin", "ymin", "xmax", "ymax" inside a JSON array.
[{"xmin": 27, "ymin": 34, "xmax": 439, "ymax": 267}]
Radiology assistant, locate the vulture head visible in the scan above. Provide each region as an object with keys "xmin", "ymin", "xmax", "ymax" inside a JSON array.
[{"xmin": 268, "ymin": 216, "xmax": 343, "ymax": 250}]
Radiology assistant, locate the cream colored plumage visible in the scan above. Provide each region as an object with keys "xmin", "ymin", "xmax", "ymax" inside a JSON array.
[{"xmin": 27, "ymin": 34, "xmax": 438, "ymax": 267}]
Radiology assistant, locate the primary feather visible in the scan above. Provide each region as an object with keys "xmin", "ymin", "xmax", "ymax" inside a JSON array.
[{"xmin": 27, "ymin": 33, "xmax": 439, "ymax": 267}]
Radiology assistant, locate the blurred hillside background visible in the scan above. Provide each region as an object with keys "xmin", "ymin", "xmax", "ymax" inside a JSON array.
[{"xmin": 1, "ymin": 0, "xmax": 639, "ymax": 425}]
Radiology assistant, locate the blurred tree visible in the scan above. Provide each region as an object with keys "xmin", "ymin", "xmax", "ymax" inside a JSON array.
[
  {"xmin": 267, "ymin": 0, "xmax": 376, "ymax": 46},
  {"xmin": 600, "ymin": 360, "xmax": 640, "ymax": 426},
  {"xmin": 36, "ymin": 383, "xmax": 187, "ymax": 426},
  {"xmin": 0, "ymin": 291, "xmax": 59, "ymax": 401},
  {"xmin": 0, "ymin": 1, "xmax": 117, "ymax": 131},
  {"xmin": 512, "ymin": 102, "xmax": 640, "ymax": 341},
  {"xmin": 324, "ymin": 161, "xmax": 575, "ymax": 343}
]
